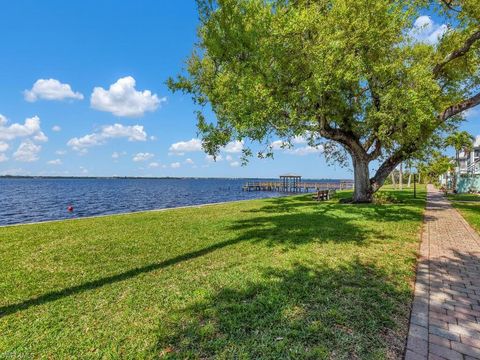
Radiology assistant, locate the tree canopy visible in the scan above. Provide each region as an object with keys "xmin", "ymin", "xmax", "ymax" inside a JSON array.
[{"xmin": 169, "ymin": 0, "xmax": 480, "ymax": 201}]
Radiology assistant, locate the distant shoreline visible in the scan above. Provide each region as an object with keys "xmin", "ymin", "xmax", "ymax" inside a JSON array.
[{"xmin": 0, "ymin": 175, "xmax": 353, "ymax": 181}]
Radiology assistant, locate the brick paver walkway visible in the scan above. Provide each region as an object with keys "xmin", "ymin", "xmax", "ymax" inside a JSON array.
[{"xmin": 406, "ymin": 185, "xmax": 480, "ymax": 360}]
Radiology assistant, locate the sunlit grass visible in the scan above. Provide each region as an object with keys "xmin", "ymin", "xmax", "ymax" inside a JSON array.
[{"xmin": 0, "ymin": 186, "xmax": 425, "ymax": 359}]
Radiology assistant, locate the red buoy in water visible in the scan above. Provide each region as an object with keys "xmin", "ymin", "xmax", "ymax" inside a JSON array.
[{"xmin": 67, "ymin": 205, "xmax": 74, "ymax": 212}]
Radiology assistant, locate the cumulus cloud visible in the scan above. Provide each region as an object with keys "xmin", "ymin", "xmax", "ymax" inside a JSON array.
[
  {"xmin": 52, "ymin": 125, "xmax": 61, "ymax": 132},
  {"xmin": 285, "ymin": 145, "xmax": 324, "ymax": 156},
  {"xmin": 223, "ymin": 140, "xmax": 244, "ymax": 153},
  {"xmin": 230, "ymin": 161, "xmax": 240, "ymax": 167},
  {"xmin": 0, "ymin": 115, "xmax": 47, "ymax": 142},
  {"xmin": 47, "ymin": 159, "xmax": 62, "ymax": 165},
  {"xmin": 184, "ymin": 158, "xmax": 194, "ymax": 165},
  {"xmin": 409, "ymin": 16, "xmax": 448, "ymax": 45},
  {"xmin": 0, "ymin": 115, "xmax": 47, "ymax": 161},
  {"xmin": 170, "ymin": 162, "xmax": 181, "ymax": 168},
  {"xmin": 33, "ymin": 131, "xmax": 48, "ymax": 142},
  {"xmin": 90, "ymin": 76, "xmax": 165, "ymax": 117},
  {"xmin": 56, "ymin": 150, "xmax": 67, "ymax": 156},
  {"xmin": 270, "ymin": 138, "xmax": 323, "ymax": 156},
  {"xmin": 133, "ymin": 152, "xmax": 154, "ymax": 162},
  {"xmin": 205, "ymin": 154, "xmax": 223, "ymax": 162},
  {"xmin": 271, "ymin": 140, "xmax": 287, "ymax": 150},
  {"xmin": 148, "ymin": 162, "xmax": 160, "ymax": 168},
  {"xmin": 67, "ymin": 123, "xmax": 147, "ymax": 151},
  {"xmin": 169, "ymin": 138, "xmax": 244, "ymax": 157},
  {"xmin": 0, "ymin": 153, "xmax": 7, "ymax": 162},
  {"xmin": 169, "ymin": 138, "xmax": 203, "ymax": 155},
  {"xmin": 0, "ymin": 142, "xmax": 9, "ymax": 152},
  {"xmin": 24, "ymin": 79, "xmax": 84, "ymax": 102},
  {"xmin": 13, "ymin": 140, "xmax": 42, "ymax": 162}
]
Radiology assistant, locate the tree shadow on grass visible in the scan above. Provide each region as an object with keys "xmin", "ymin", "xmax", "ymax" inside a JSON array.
[
  {"xmin": 0, "ymin": 193, "xmax": 423, "ymax": 318},
  {"xmin": 154, "ymin": 261, "xmax": 411, "ymax": 359},
  {"xmin": 231, "ymin": 195, "xmax": 425, "ymax": 249}
]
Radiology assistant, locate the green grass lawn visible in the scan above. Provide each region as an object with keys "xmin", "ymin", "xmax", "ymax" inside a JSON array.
[
  {"xmin": 0, "ymin": 187, "xmax": 425, "ymax": 359},
  {"xmin": 449, "ymin": 196, "xmax": 480, "ymax": 233},
  {"xmin": 447, "ymin": 193, "xmax": 480, "ymax": 202}
]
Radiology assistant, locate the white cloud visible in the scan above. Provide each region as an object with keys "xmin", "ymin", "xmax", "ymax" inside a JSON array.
[
  {"xmin": 13, "ymin": 140, "xmax": 41, "ymax": 162},
  {"xmin": 0, "ymin": 168, "xmax": 28, "ymax": 176},
  {"xmin": 225, "ymin": 155, "xmax": 233, "ymax": 161},
  {"xmin": 33, "ymin": 131, "xmax": 48, "ymax": 142},
  {"xmin": 148, "ymin": 162, "xmax": 160, "ymax": 168},
  {"xmin": 465, "ymin": 107, "xmax": 480, "ymax": 119},
  {"xmin": 184, "ymin": 158, "xmax": 194, "ymax": 165},
  {"xmin": 67, "ymin": 123, "xmax": 147, "ymax": 151},
  {"xmin": 0, "ymin": 116, "xmax": 47, "ymax": 162},
  {"xmin": 24, "ymin": 79, "xmax": 84, "ymax": 102},
  {"xmin": 90, "ymin": 76, "xmax": 165, "ymax": 117},
  {"xmin": 270, "ymin": 138, "xmax": 323, "ymax": 156},
  {"xmin": 409, "ymin": 16, "xmax": 448, "ymax": 45},
  {"xmin": 133, "ymin": 152, "xmax": 154, "ymax": 162},
  {"xmin": 285, "ymin": 145, "xmax": 324, "ymax": 156},
  {"xmin": 56, "ymin": 150, "xmax": 67, "ymax": 156},
  {"xmin": 0, "ymin": 142, "xmax": 9, "ymax": 152},
  {"xmin": 52, "ymin": 125, "xmax": 61, "ymax": 132},
  {"xmin": 47, "ymin": 159, "xmax": 62, "ymax": 165},
  {"xmin": 230, "ymin": 161, "xmax": 240, "ymax": 167},
  {"xmin": 169, "ymin": 139, "xmax": 243, "ymax": 156},
  {"xmin": 79, "ymin": 166, "xmax": 88, "ymax": 174},
  {"xmin": 205, "ymin": 154, "xmax": 223, "ymax": 162},
  {"xmin": 170, "ymin": 162, "xmax": 181, "ymax": 168},
  {"xmin": 0, "ymin": 153, "xmax": 7, "ymax": 162},
  {"xmin": 223, "ymin": 140, "xmax": 244, "ymax": 153},
  {"xmin": 169, "ymin": 138, "xmax": 202, "ymax": 155},
  {"xmin": 271, "ymin": 140, "xmax": 287, "ymax": 150},
  {"xmin": 292, "ymin": 135, "xmax": 308, "ymax": 145},
  {"xmin": 0, "ymin": 115, "xmax": 47, "ymax": 142}
]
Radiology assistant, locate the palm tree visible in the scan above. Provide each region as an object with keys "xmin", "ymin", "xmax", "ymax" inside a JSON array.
[
  {"xmin": 445, "ymin": 131, "xmax": 475, "ymax": 191},
  {"xmin": 405, "ymin": 158, "xmax": 413, "ymax": 187}
]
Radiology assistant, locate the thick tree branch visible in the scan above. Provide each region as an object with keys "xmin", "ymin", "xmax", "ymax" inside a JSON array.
[
  {"xmin": 317, "ymin": 115, "xmax": 367, "ymax": 158},
  {"xmin": 433, "ymin": 29, "xmax": 480, "ymax": 76},
  {"xmin": 367, "ymin": 139, "xmax": 382, "ymax": 161},
  {"xmin": 370, "ymin": 154, "xmax": 403, "ymax": 191},
  {"xmin": 439, "ymin": 91, "xmax": 480, "ymax": 122}
]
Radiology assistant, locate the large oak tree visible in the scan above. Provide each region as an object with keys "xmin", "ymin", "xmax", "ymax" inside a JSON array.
[{"xmin": 169, "ymin": 0, "xmax": 480, "ymax": 202}]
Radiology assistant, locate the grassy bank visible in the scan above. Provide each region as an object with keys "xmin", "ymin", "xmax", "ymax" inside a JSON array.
[
  {"xmin": 447, "ymin": 193, "xmax": 480, "ymax": 202},
  {"xmin": 449, "ymin": 195, "xmax": 480, "ymax": 233},
  {"xmin": 0, "ymin": 187, "xmax": 425, "ymax": 359}
]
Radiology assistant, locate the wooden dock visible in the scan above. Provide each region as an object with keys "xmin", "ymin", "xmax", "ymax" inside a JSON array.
[{"xmin": 242, "ymin": 181, "xmax": 353, "ymax": 193}]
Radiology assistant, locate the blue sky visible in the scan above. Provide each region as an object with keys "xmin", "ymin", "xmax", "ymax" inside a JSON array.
[{"xmin": 0, "ymin": 2, "xmax": 478, "ymax": 179}]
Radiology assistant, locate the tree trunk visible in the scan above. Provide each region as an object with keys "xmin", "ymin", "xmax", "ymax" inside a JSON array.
[
  {"xmin": 454, "ymin": 151, "xmax": 459, "ymax": 192},
  {"xmin": 391, "ymin": 171, "xmax": 396, "ymax": 189},
  {"xmin": 399, "ymin": 162, "xmax": 403, "ymax": 190},
  {"xmin": 352, "ymin": 156, "xmax": 373, "ymax": 203},
  {"xmin": 408, "ymin": 171, "xmax": 412, "ymax": 188}
]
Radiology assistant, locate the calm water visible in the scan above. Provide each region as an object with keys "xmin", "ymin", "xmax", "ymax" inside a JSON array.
[{"xmin": 0, "ymin": 178, "xmax": 340, "ymax": 226}]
